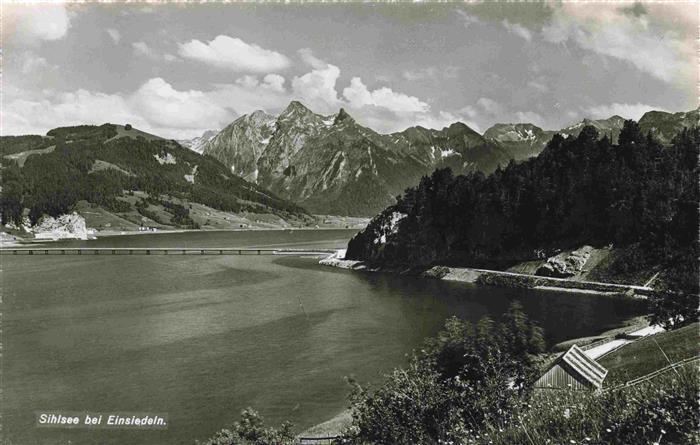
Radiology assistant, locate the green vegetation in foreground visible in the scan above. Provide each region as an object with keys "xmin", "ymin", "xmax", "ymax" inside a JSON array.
[
  {"xmin": 196, "ymin": 408, "xmax": 295, "ymax": 445},
  {"xmin": 332, "ymin": 316, "xmax": 698, "ymax": 445},
  {"xmin": 599, "ymin": 322, "xmax": 698, "ymax": 385},
  {"xmin": 200, "ymin": 309, "xmax": 699, "ymax": 444},
  {"xmin": 482, "ymin": 367, "xmax": 698, "ymax": 445}
]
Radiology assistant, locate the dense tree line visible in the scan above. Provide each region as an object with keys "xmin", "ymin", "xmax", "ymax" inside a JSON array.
[
  {"xmin": 0, "ymin": 135, "xmax": 55, "ymax": 156},
  {"xmin": 347, "ymin": 122, "xmax": 699, "ymax": 295},
  {"xmin": 0, "ymin": 124, "xmax": 307, "ymax": 227}
]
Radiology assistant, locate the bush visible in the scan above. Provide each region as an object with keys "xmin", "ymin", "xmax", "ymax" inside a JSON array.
[
  {"xmin": 197, "ymin": 408, "xmax": 295, "ymax": 445},
  {"xmin": 648, "ymin": 291, "xmax": 699, "ymax": 330},
  {"xmin": 341, "ymin": 303, "xmax": 544, "ymax": 444}
]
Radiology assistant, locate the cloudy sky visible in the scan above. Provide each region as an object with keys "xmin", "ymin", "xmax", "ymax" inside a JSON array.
[{"xmin": 3, "ymin": 2, "xmax": 697, "ymax": 139}]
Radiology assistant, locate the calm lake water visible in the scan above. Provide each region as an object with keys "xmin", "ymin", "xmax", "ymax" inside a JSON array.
[{"xmin": 2, "ymin": 230, "xmax": 646, "ymax": 445}]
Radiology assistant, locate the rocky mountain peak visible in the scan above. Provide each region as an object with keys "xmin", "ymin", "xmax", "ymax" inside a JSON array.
[
  {"xmin": 333, "ymin": 108, "xmax": 354, "ymax": 125},
  {"xmin": 445, "ymin": 121, "xmax": 476, "ymax": 135},
  {"xmin": 177, "ymin": 129, "xmax": 219, "ymax": 154},
  {"xmin": 280, "ymin": 100, "xmax": 312, "ymax": 118},
  {"xmin": 248, "ymin": 109, "xmax": 275, "ymax": 122}
]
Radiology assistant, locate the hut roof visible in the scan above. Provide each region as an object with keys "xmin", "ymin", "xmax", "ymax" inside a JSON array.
[{"xmin": 561, "ymin": 344, "xmax": 608, "ymax": 388}]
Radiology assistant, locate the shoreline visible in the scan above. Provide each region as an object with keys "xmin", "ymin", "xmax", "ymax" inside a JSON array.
[
  {"xmin": 3, "ymin": 226, "xmax": 363, "ymax": 245},
  {"xmin": 319, "ymin": 251, "xmax": 653, "ymax": 298},
  {"xmin": 305, "ymin": 252, "xmax": 655, "ymax": 438}
]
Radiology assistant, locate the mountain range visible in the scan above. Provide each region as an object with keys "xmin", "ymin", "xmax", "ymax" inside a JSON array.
[
  {"xmin": 181, "ymin": 102, "xmax": 697, "ymax": 216},
  {"xmin": 2, "ymin": 103, "xmax": 696, "ymax": 232},
  {"xmin": 177, "ymin": 129, "xmax": 218, "ymax": 154}
]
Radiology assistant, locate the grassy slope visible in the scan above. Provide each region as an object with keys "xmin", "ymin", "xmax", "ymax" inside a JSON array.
[{"xmin": 599, "ymin": 322, "xmax": 698, "ymax": 385}]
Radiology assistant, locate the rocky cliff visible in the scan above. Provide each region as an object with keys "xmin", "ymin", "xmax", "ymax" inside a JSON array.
[
  {"xmin": 31, "ymin": 213, "xmax": 91, "ymax": 240},
  {"xmin": 202, "ymin": 102, "xmax": 504, "ymax": 216}
]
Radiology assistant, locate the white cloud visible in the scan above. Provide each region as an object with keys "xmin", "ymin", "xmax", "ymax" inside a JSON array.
[
  {"xmin": 298, "ymin": 48, "xmax": 328, "ymax": 70},
  {"xmin": 584, "ymin": 103, "xmax": 666, "ymax": 121},
  {"xmin": 132, "ymin": 42, "xmax": 178, "ymax": 62},
  {"xmin": 235, "ymin": 75, "xmax": 259, "ymax": 89},
  {"xmin": 502, "ymin": 20, "xmax": 532, "ymax": 41},
  {"xmin": 343, "ymin": 77, "xmax": 429, "ymax": 113},
  {"xmin": 234, "ymin": 74, "xmax": 287, "ymax": 93},
  {"xmin": 457, "ymin": 105, "xmax": 478, "ymax": 119},
  {"xmin": 20, "ymin": 52, "xmax": 52, "ymax": 75},
  {"xmin": 514, "ymin": 111, "xmax": 547, "ymax": 128},
  {"xmin": 542, "ymin": 6, "xmax": 690, "ymax": 83},
  {"xmin": 342, "ymin": 78, "xmax": 374, "ymax": 108},
  {"xmin": 291, "ymin": 63, "xmax": 342, "ymax": 113},
  {"xmin": 13, "ymin": 5, "xmax": 70, "ymax": 44},
  {"xmin": 132, "ymin": 41, "xmax": 153, "ymax": 57},
  {"xmin": 3, "ymin": 90, "xmax": 137, "ymax": 137},
  {"xmin": 262, "ymin": 74, "xmax": 286, "ymax": 93},
  {"xmin": 178, "ymin": 35, "xmax": 290, "ymax": 72},
  {"xmin": 106, "ymin": 28, "xmax": 121, "ymax": 44},
  {"xmin": 2, "ymin": 49, "xmax": 468, "ymax": 138},
  {"xmin": 2, "ymin": 78, "xmax": 236, "ymax": 139},
  {"xmin": 476, "ymin": 97, "xmax": 503, "ymax": 115},
  {"xmin": 129, "ymin": 78, "xmax": 232, "ymax": 132}
]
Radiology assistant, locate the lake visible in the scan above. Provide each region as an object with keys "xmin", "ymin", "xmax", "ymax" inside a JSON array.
[{"xmin": 2, "ymin": 230, "xmax": 646, "ymax": 444}]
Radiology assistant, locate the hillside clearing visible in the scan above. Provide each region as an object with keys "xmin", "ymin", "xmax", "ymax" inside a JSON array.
[{"xmin": 599, "ymin": 322, "xmax": 698, "ymax": 385}]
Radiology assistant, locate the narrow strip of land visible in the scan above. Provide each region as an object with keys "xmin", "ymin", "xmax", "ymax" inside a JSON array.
[
  {"xmin": 0, "ymin": 247, "xmax": 335, "ymax": 256},
  {"xmin": 320, "ymin": 250, "xmax": 654, "ymax": 297}
]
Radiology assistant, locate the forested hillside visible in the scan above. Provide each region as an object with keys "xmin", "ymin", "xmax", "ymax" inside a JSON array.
[
  {"xmin": 347, "ymin": 121, "xmax": 699, "ymax": 294},
  {"xmin": 0, "ymin": 124, "xmax": 307, "ymax": 230}
]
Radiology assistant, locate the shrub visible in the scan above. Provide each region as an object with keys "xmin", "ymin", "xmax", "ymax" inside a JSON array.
[
  {"xmin": 341, "ymin": 303, "xmax": 544, "ymax": 444},
  {"xmin": 197, "ymin": 408, "xmax": 295, "ymax": 445},
  {"xmin": 648, "ymin": 291, "xmax": 699, "ymax": 330}
]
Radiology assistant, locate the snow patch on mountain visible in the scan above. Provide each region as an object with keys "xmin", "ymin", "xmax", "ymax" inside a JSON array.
[
  {"xmin": 322, "ymin": 115, "xmax": 336, "ymax": 127},
  {"xmin": 154, "ymin": 153, "xmax": 176, "ymax": 165},
  {"xmin": 184, "ymin": 165, "xmax": 198, "ymax": 184},
  {"xmin": 440, "ymin": 148, "xmax": 459, "ymax": 157}
]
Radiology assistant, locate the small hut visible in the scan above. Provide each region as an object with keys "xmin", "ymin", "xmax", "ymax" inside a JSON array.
[{"xmin": 534, "ymin": 344, "xmax": 608, "ymax": 390}]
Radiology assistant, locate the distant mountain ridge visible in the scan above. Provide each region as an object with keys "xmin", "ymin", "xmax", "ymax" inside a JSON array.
[
  {"xmin": 177, "ymin": 129, "xmax": 219, "ymax": 154},
  {"xmin": 482, "ymin": 123, "xmax": 557, "ymax": 161},
  {"xmin": 638, "ymin": 109, "xmax": 700, "ymax": 144},
  {"xmin": 201, "ymin": 102, "xmax": 508, "ymax": 215},
  {"xmin": 0, "ymin": 123, "xmax": 309, "ymax": 231},
  {"xmin": 197, "ymin": 102, "xmax": 697, "ymax": 216}
]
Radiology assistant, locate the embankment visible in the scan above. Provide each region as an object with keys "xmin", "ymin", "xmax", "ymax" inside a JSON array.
[{"xmin": 320, "ymin": 251, "xmax": 653, "ymax": 298}]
